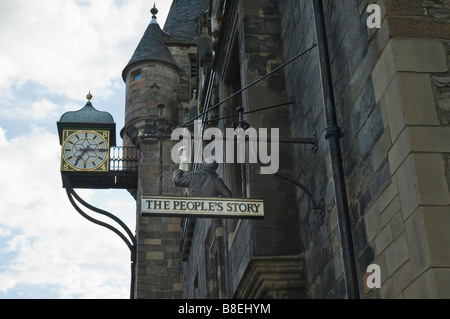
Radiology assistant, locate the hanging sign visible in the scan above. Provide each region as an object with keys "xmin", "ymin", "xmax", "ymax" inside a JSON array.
[{"xmin": 141, "ymin": 196, "xmax": 264, "ymax": 219}]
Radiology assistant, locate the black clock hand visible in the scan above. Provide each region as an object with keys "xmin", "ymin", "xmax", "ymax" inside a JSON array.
[
  {"xmin": 84, "ymin": 145, "xmax": 109, "ymax": 152},
  {"xmin": 76, "ymin": 148, "xmax": 88, "ymax": 161}
]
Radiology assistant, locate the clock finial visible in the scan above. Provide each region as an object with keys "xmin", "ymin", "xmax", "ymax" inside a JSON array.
[
  {"xmin": 86, "ymin": 91, "xmax": 93, "ymax": 101},
  {"xmin": 151, "ymin": 3, "xmax": 158, "ymax": 18}
]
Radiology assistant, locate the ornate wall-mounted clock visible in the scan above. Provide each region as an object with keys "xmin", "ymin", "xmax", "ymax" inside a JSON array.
[
  {"xmin": 57, "ymin": 94, "xmax": 137, "ymax": 192},
  {"xmin": 61, "ymin": 129, "xmax": 110, "ymax": 172},
  {"xmin": 57, "ymin": 93, "xmax": 117, "ymax": 175}
]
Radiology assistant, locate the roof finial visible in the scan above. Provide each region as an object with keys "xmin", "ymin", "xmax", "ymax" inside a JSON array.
[
  {"xmin": 86, "ymin": 91, "xmax": 93, "ymax": 101},
  {"xmin": 151, "ymin": 3, "xmax": 158, "ymax": 19}
]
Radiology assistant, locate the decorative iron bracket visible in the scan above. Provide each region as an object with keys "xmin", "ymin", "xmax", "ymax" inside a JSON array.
[
  {"xmin": 273, "ymin": 172, "xmax": 324, "ymax": 212},
  {"xmin": 62, "ymin": 174, "xmax": 137, "ymax": 299},
  {"xmin": 233, "ymin": 106, "xmax": 324, "ymax": 218}
]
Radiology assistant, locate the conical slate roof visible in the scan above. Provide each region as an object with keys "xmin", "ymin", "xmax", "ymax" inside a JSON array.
[
  {"xmin": 163, "ymin": 0, "xmax": 209, "ymax": 41},
  {"xmin": 122, "ymin": 7, "xmax": 178, "ymax": 81},
  {"xmin": 122, "ymin": 1, "xmax": 210, "ymax": 81}
]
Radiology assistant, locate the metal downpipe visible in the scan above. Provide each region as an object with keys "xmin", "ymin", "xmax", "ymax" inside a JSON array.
[{"xmin": 312, "ymin": 0, "xmax": 360, "ymax": 299}]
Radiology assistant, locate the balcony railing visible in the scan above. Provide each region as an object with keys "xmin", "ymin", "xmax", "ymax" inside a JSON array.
[
  {"xmin": 110, "ymin": 146, "xmax": 139, "ymax": 172},
  {"xmin": 62, "ymin": 146, "xmax": 139, "ymax": 189}
]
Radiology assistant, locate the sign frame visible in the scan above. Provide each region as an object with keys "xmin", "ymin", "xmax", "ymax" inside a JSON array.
[{"xmin": 141, "ymin": 196, "xmax": 264, "ymax": 219}]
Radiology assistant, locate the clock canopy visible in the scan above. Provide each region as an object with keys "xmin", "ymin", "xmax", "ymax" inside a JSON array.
[{"xmin": 57, "ymin": 94, "xmax": 116, "ymax": 146}]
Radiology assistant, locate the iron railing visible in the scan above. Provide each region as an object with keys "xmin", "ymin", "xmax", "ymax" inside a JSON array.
[{"xmin": 110, "ymin": 146, "xmax": 139, "ymax": 172}]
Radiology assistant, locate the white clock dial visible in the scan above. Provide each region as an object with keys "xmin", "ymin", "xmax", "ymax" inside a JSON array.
[{"xmin": 62, "ymin": 130, "xmax": 109, "ymax": 171}]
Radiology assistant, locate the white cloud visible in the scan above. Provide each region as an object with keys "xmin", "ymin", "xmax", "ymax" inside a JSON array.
[
  {"xmin": 0, "ymin": 0, "xmax": 173, "ymax": 299},
  {"xmin": 0, "ymin": 94, "xmax": 80, "ymax": 123},
  {"xmin": 31, "ymin": 99, "xmax": 58, "ymax": 120},
  {"xmin": 0, "ymin": 126, "xmax": 136, "ymax": 298},
  {"xmin": 0, "ymin": 0, "xmax": 171, "ymax": 100}
]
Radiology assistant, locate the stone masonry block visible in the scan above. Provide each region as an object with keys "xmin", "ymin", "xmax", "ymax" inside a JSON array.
[
  {"xmin": 413, "ymin": 153, "xmax": 450, "ymax": 206},
  {"xmin": 405, "ymin": 206, "xmax": 431, "ymax": 278},
  {"xmin": 389, "ymin": 126, "xmax": 450, "ymax": 174},
  {"xmin": 382, "ymin": 74, "xmax": 406, "ymax": 142},
  {"xmin": 392, "ymin": 261, "xmax": 413, "ymax": 296},
  {"xmin": 397, "ymin": 151, "xmax": 449, "ymax": 219},
  {"xmin": 390, "ymin": 210, "xmax": 404, "ymax": 240},
  {"xmin": 395, "ymin": 154, "xmax": 419, "ymax": 220},
  {"xmin": 377, "ymin": 175, "xmax": 399, "ymax": 215},
  {"xmin": 422, "ymin": 206, "xmax": 450, "ymax": 267},
  {"xmin": 144, "ymin": 239, "xmax": 162, "ymax": 245},
  {"xmin": 375, "ymin": 223, "xmax": 392, "ymax": 255},
  {"xmin": 379, "ymin": 96, "xmax": 389, "ymax": 129},
  {"xmin": 403, "ymin": 268, "xmax": 450, "ymax": 299},
  {"xmin": 383, "ymin": 72, "xmax": 440, "ymax": 143},
  {"xmin": 385, "ymin": 15, "xmax": 450, "ymax": 42},
  {"xmin": 380, "ymin": 277, "xmax": 395, "ymax": 299},
  {"xmin": 372, "ymin": 40, "xmax": 397, "ymax": 103},
  {"xmin": 382, "ymin": 0, "xmax": 423, "ymax": 16},
  {"xmin": 391, "ymin": 39, "xmax": 448, "ymax": 73},
  {"xmin": 364, "ymin": 201, "xmax": 381, "ymax": 243},
  {"xmin": 146, "ymin": 251, "xmax": 165, "ymax": 260},
  {"xmin": 384, "ymin": 231, "xmax": 409, "ymax": 277},
  {"xmin": 372, "ymin": 38, "xmax": 448, "ymax": 103},
  {"xmin": 380, "ymin": 195, "xmax": 401, "ymax": 228},
  {"xmin": 370, "ymin": 128, "xmax": 391, "ymax": 173},
  {"xmin": 388, "ymin": 126, "xmax": 411, "ymax": 174},
  {"xmin": 395, "ymin": 73, "xmax": 440, "ymax": 126},
  {"xmin": 408, "ymin": 126, "xmax": 450, "ymax": 153}
]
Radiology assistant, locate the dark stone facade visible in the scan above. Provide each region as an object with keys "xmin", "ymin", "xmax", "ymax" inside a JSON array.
[
  {"xmin": 124, "ymin": 0, "xmax": 450, "ymax": 299},
  {"xmin": 279, "ymin": 0, "xmax": 383, "ymax": 298}
]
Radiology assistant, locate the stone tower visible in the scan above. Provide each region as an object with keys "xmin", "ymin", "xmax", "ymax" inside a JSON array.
[
  {"xmin": 121, "ymin": 0, "xmax": 209, "ymax": 298},
  {"xmin": 121, "ymin": 5, "xmax": 183, "ymax": 299}
]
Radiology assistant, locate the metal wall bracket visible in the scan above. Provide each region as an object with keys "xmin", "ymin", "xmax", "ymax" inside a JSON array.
[
  {"xmin": 62, "ymin": 174, "xmax": 137, "ymax": 299},
  {"xmin": 274, "ymin": 172, "xmax": 324, "ymax": 211}
]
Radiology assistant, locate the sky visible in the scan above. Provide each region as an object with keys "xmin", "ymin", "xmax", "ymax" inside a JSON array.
[{"xmin": 0, "ymin": 0, "xmax": 172, "ymax": 299}]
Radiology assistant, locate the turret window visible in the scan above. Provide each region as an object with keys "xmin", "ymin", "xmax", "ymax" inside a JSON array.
[{"xmin": 132, "ymin": 69, "xmax": 143, "ymax": 81}]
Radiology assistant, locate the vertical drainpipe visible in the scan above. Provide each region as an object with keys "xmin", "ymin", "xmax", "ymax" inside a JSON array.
[{"xmin": 312, "ymin": 0, "xmax": 360, "ymax": 299}]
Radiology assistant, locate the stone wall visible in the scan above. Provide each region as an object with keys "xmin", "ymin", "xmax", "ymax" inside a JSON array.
[
  {"xmin": 432, "ymin": 37, "xmax": 450, "ymax": 189},
  {"xmin": 174, "ymin": 0, "xmax": 450, "ymax": 299},
  {"xmin": 366, "ymin": 0, "xmax": 450, "ymax": 299},
  {"xmin": 168, "ymin": 45, "xmax": 198, "ymax": 107},
  {"xmin": 124, "ymin": 62, "xmax": 180, "ymax": 129},
  {"xmin": 124, "ymin": 59, "xmax": 186, "ymax": 299},
  {"xmin": 278, "ymin": 0, "xmax": 381, "ymax": 298},
  {"xmin": 182, "ymin": 0, "xmax": 303, "ymax": 299},
  {"xmin": 279, "ymin": 0, "xmax": 450, "ymax": 298},
  {"xmin": 227, "ymin": 0, "xmax": 302, "ymax": 294}
]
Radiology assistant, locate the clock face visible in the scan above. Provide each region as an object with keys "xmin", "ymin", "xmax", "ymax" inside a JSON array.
[{"xmin": 61, "ymin": 130, "xmax": 109, "ymax": 172}]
